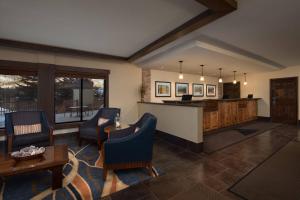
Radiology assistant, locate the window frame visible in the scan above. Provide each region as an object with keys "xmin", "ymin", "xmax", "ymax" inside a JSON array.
[
  {"xmin": 54, "ymin": 77, "xmax": 107, "ymax": 124},
  {"xmin": 0, "ymin": 60, "xmax": 110, "ymax": 131}
]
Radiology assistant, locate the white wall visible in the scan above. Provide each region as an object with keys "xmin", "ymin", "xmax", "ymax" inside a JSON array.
[
  {"xmin": 224, "ymin": 66, "xmax": 300, "ymax": 119},
  {"xmin": 150, "ymin": 69, "xmax": 219, "ymax": 103},
  {"xmin": 138, "ymin": 103, "xmax": 203, "ymax": 143},
  {"xmin": 0, "ymin": 46, "xmax": 142, "ymax": 124}
]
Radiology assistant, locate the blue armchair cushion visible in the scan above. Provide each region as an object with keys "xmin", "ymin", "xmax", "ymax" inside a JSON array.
[
  {"xmin": 13, "ymin": 132, "xmax": 49, "ymax": 147},
  {"xmin": 79, "ymin": 108, "xmax": 120, "ymax": 141}
]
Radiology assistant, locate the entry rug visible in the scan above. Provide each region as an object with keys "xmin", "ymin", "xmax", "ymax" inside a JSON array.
[{"xmin": 0, "ymin": 145, "xmax": 162, "ymax": 200}]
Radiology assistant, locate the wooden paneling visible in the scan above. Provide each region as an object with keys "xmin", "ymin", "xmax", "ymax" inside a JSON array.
[
  {"xmin": 204, "ymin": 111, "xmax": 219, "ymax": 132},
  {"xmin": 203, "ymin": 99, "xmax": 258, "ymax": 132}
]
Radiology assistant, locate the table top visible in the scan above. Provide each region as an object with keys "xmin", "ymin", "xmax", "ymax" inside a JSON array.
[
  {"xmin": 0, "ymin": 145, "xmax": 69, "ymax": 176},
  {"xmin": 104, "ymin": 123, "xmax": 129, "ymax": 133}
]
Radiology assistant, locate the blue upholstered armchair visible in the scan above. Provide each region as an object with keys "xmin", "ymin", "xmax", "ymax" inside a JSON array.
[
  {"xmin": 5, "ymin": 111, "xmax": 54, "ymax": 152},
  {"xmin": 102, "ymin": 113, "xmax": 157, "ymax": 180},
  {"xmin": 78, "ymin": 108, "xmax": 120, "ymax": 149}
]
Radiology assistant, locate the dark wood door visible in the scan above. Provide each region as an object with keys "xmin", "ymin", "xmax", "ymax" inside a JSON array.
[
  {"xmin": 223, "ymin": 82, "xmax": 240, "ymax": 99},
  {"xmin": 270, "ymin": 77, "xmax": 298, "ymax": 124}
]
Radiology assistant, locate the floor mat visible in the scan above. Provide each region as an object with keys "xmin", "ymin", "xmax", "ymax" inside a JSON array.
[
  {"xmin": 234, "ymin": 128, "xmax": 258, "ymax": 135},
  {"xmin": 203, "ymin": 121, "xmax": 282, "ymax": 153},
  {"xmin": 229, "ymin": 141, "xmax": 300, "ymax": 200}
]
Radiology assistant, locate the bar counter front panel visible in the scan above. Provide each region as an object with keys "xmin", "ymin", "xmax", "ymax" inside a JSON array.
[{"xmin": 139, "ymin": 98, "xmax": 259, "ymax": 133}]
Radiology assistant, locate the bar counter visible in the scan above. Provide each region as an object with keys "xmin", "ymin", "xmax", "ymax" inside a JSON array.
[{"xmin": 139, "ymin": 98, "xmax": 260, "ymax": 134}]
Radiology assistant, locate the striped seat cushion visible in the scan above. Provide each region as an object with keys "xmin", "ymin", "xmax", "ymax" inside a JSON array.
[{"xmin": 14, "ymin": 124, "xmax": 42, "ymax": 135}]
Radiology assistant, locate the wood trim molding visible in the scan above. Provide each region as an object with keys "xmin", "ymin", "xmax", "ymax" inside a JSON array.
[
  {"xmin": 0, "ymin": 39, "xmax": 127, "ymax": 61},
  {"xmin": 0, "ymin": 0, "xmax": 237, "ymax": 62}
]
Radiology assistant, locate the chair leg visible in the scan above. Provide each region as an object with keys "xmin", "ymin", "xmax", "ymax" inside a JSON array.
[
  {"xmin": 148, "ymin": 163, "xmax": 154, "ymax": 177},
  {"xmin": 7, "ymin": 135, "xmax": 12, "ymax": 153},
  {"xmin": 103, "ymin": 166, "xmax": 108, "ymax": 181}
]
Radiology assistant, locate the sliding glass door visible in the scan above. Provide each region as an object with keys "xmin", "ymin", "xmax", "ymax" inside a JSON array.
[
  {"xmin": 82, "ymin": 79, "xmax": 105, "ymax": 120},
  {"xmin": 55, "ymin": 77, "xmax": 105, "ymax": 123}
]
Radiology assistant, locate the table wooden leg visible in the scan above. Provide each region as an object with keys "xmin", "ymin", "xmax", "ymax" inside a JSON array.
[{"xmin": 51, "ymin": 165, "xmax": 63, "ymax": 190}]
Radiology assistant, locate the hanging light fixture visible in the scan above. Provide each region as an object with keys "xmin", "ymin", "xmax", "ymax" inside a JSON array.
[
  {"xmin": 218, "ymin": 68, "xmax": 223, "ymax": 83},
  {"xmin": 243, "ymin": 73, "xmax": 248, "ymax": 85},
  {"xmin": 178, "ymin": 60, "xmax": 183, "ymax": 80},
  {"xmin": 233, "ymin": 71, "xmax": 237, "ymax": 84},
  {"xmin": 200, "ymin": 64, "xmax": 205, "ymax": 81}
]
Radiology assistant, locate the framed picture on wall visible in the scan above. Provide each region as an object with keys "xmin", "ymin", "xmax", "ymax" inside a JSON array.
[
  {"xmin": 206, "ymin": 84, "xmax": 216, "ymax": 97},
  {"xmin": 175, "ymin": 82, "xmax": 189, "ymax": 97},
  {"xmin": 192, "ymin": 83, "xmax": 204, "ymax": 97},
  {"xmin": 155, "ymin": 81, "xmax": 171, "ymax": 97}
]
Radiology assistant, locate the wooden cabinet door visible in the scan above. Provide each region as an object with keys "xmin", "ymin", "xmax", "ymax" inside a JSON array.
[
  {"xmin": 210, "ymin": 111, "xmax": 219, "ymax": 129},
  {"xmin": 203, "ymin": 111, "xmax": 219, "ymax": 132},
  {"xmin": 247, "ymin": 100, "xmax": 257, "ymax": 120},
  {"xmin": 203, "ymin": 111, "xmax": 211, "ymax": 132}
]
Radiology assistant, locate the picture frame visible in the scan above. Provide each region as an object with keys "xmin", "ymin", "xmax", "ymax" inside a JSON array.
[
  {"xmin": 155, "ymin": 81, "xmax": 171, "ymax": 97},
  {"xmin": 206, "ymin": 84, "xmax": 216, "ymax": 97},
  {"xmin": 192, "ymin": 83, "xmax": 204, "ymax": 97},
  {"xmin": 175, "ymin": 82, "xmax": 189, "ymax": 97}
]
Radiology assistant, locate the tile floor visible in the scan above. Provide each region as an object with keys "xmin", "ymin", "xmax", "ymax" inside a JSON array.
[
  {"xmin": 104, "ymin": 124, "xmax": 300, "ymax": 200},
  {"xmin": 1, "ymin": 122, "xmax": 299, "ymax": 200}
]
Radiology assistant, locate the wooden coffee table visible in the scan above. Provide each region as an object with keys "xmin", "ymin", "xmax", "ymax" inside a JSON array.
[{"xmin": 0, "ymin": 145, "xmax": 68, "ymax": 190}]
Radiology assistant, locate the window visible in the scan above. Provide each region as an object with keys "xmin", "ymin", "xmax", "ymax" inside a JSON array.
[
  {"xmin": 82, "ymin": 79, "xmax": 105, "ymax": 120},
  {"xmin": 0, "ymin": 74, "xmax": 38, "ymax": 128},
  {"xmin": 55, "ymin": 77, "xmax": 105, "ymax": 123}
]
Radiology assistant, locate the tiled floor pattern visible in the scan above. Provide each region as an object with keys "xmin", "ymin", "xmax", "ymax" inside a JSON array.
[{"xmin": 104, "ymin": 124, "xmax": 299, "ymax": 200}]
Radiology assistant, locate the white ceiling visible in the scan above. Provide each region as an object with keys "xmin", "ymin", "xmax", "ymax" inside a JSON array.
[
  {"xmin": 0, "ymin": 0, "xmax": 205, "ymax": 57},
  {"xmin": 139, "ymin": 40, "xmax": 279, "ymax": 77},
  {"xmin": 137, "ymin": 0, "xmax": 300, "ymax": 76}
]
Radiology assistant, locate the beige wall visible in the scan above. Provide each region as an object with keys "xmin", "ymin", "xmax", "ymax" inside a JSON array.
[
  {"xmin": 0, "ymin": 46, "xmax": 142, "ymax": 124},
  {"xmin": 150, "ymin": 69, "xmax": 219, "ymax": 103},
  {"xmin": 138, "ymin": 103, "xmax": 203, "ymax": 143},
  {"xmin": 224, "ymin": 66, "xmax": 300, "ymax": 119}
]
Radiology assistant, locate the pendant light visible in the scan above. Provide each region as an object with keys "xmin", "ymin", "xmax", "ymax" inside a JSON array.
[
  {"xmin": 218, "ymin": 68, "xmax": 223, "ymax": 83},
  {"xmin": 233, "ymin": 71, "xmax": 237, "ymax": 84},
  {"xmin": 178, "ymin": 60, "xmax": 183, "ymax": 80},
  {"xmin": 200, "ymin": 64, "xmax": 205, "ymax": 81},
  {"xmin": 243, "ymin": 73, "xmax": 248, "ymax": 85}
]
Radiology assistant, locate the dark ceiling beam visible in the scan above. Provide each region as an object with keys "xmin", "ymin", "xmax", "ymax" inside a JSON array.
[
  {"xmin": 128, "ymin": 0, "xmax": 237, "ymax": 62},
  {"xmin": 194, "ymin": 0, "xmax": 237, "ymax": 12},
  {"xmin": 0, "ymin": 38, "xmax": 127, "ymax": 61}
]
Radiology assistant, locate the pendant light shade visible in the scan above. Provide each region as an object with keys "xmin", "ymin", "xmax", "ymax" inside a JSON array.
[
  {"xmin": 233, "ymin": 71, "xmax": 237, "ymax": 84},
  {"xmin": 218, "ymin": 68, "xmax": 223, "ymax": 83},
  {"xmin": 243, "ymin": 73, "xmax": 248, "ymax": 85},
  {"xmin": 178, "ymin": 61, "xmax": 183, "ymax": 80},
  {"xmin": 200, "ymin": 64, "xmax": 205, "ymax": 81}
]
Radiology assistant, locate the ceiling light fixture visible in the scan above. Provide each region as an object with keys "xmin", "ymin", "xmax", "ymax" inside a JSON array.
[
  {"xmin": 243, "ymin": 73, "xmax": 248, "ymax": 85},
  {"xmin": 200, "ymin": 64, "xmax": 205, "ymax": 81},
  {"xmin": 218, "ymin": 68, "xmax": 223, "ymax": 83},
  {"xmin": 233, "ymin": 71, "xmax": 237, "ymax": 84},
  {"xmin": 178, "ymin": 60, "xmax": 183, "ymax": 80}
]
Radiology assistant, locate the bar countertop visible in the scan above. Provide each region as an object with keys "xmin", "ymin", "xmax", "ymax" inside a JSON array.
[{"xmin": 138, "ymin": 98, "xmax": 261, "ymax": 107}]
